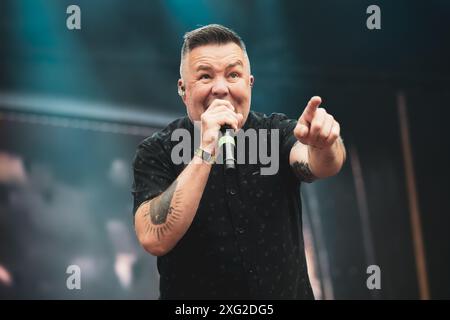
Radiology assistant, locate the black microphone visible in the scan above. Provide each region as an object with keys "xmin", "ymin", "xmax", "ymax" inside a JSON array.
[{"xmin": 219, "ymin": 125, "xmax": 236, "ymax": 171}]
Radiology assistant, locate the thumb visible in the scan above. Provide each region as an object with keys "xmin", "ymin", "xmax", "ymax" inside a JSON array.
[
  {"xmin": 298, "ymin": 123, "xmax": 309, "ymax": 137},
  {"xmin": 295, "ymin": 122, "xmax": 309, "ymax": 140}
]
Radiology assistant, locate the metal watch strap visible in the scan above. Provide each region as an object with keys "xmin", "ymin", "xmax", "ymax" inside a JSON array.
[{"xmin": 194, "ymin": 148, "xmax": 215, "ymax": 164}]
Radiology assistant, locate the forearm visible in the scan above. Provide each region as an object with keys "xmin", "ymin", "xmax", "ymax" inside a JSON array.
[
  {"xmin": 308, "ymin": 137, "xmax": 346, "ymax": 178},
  {"xmin": 134, "ymin": 156, "xmax": 212, "ymax": 256}
]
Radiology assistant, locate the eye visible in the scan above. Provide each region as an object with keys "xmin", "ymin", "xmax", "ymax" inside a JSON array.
[
  {"xmin": 199, "ymin": 74, "xmax": 211, "ymax": 80},
  {"xmin": 229, "ymin": 72, "xmax": 240, "ymax": 79}
]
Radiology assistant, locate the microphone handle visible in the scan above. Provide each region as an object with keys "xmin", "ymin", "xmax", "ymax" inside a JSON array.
[{"xmin": 220, "ymin": 125, "xmax": 236, "ymax": 171}]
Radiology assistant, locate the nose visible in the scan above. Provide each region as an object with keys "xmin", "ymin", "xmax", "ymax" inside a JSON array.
[{"xmin": 211, "ymin": 77, "xmax": 229, "ymax": 99}]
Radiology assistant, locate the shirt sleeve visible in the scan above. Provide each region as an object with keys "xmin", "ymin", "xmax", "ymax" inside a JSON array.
[
  {"xmin": 270, "ymin": 113, "xmax": 299, "ymax": 168},
  {"xmin": 131, "ymin": 138, "xmax": 176, "ymax": 216}
]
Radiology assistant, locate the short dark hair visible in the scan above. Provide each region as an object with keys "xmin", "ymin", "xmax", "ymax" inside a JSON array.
[{"xmin": 181, "ymin": 24, "xmax": 247, "ymax": 59}]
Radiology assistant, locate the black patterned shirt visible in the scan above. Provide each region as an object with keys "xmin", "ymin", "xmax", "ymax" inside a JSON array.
[{"xmin": 132, "ymin": 111, "xmax": 314, "ymax": 299}]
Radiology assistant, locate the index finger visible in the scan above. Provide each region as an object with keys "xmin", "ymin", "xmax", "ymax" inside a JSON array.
[{"xmin": 302, "ymin": 96, "xmax": 322, "ymax": 121}]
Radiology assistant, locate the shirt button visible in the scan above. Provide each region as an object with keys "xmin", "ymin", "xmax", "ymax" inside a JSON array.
[
  {"xmin": 237, "ymin": 227, "xmax": 245, "ymax": 234},
  {"xmin": 228, "ymin": 188, "xmax": 237, "ymax": 195},
  {"xmin": 249, "ymin": 269, "xmax": 254, "ymax": 274}
]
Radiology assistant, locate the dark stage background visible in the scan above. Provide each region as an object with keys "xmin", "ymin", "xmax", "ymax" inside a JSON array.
[{"xmin": 0, "ymin": 0, "xmax": 449, "ymax": 299}]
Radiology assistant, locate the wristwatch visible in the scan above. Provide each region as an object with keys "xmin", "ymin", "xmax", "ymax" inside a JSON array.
[{"xmin": 194, "ymin": 147, "xmax": 215, "ymax": 164}]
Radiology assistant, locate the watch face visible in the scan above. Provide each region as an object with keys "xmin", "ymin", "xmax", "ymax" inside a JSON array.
[
  {"xmin": 195, "ymin": 148, "xmax": 214, "ymax": 164},
  {"xmin": 202, "ymin": 149, "xmax": 213, "ymax": 163}
]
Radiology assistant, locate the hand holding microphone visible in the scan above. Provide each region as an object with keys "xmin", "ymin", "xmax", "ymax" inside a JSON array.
[{"xmin": 199, "ymin": 100, "xmax": 242, "ymax": 161}]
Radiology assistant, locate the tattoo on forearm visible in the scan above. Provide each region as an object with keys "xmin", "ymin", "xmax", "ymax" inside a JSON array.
[
  {"xmin": 142, "ymin": 180, "xmax": 182, "ymax": 241},
  {"xmin": 292, "ymin": 161, "xmax": 316, "ymax": 183}
]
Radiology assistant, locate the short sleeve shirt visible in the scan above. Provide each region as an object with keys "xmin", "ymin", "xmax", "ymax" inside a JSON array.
[{"xmin": 132, "ymin": 111, "xmax": 314, "ymax": 299}]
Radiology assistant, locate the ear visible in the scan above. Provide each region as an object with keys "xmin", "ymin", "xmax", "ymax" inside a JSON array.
[
  {"xmin": 177, "ymin": 79, "xmax": 186, "ymax": 102},
  {"xmin": 249, "ymin": 75, "xmax": 255, "ymax": 88}
]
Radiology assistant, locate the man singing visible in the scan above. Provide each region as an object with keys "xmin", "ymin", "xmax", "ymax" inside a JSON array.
[{"xmin": 132, "ymin": 24, "xmax": 346, "ymax": 299}]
